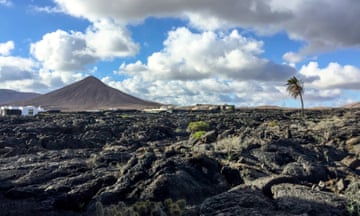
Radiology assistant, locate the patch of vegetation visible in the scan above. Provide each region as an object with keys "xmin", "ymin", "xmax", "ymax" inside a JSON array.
[
  {"xmin": 347, "ymin": 196, "xmax": 360, "ymax": 216},
  {"xmin": 121, "ymin": 113, "xmax": 129, "ymax": 119},
  {"xmin": 215, "ymin": 136, "xmax": 240, "ymax": 152},
  {"xmin": 226, "ymin": 152, "xmax": 237, "ymax": 161},
  {"xmin": 187, "ymin": 121, "xmax": 209, "ymax": 133},
  {"xmin": 215, "ymin": 136, "xmax": 241, "ymax": 162},
  {"xmin": 96, "ymin": 198, "xmax": 186, "ymax": 216},
  {"xmin": 175, "ymin": 128, "xmax": 183, "ymax": 133},
  {"xmin": 192, "ymin": 131, "xmax": 207, "ymax": 140},
  {"xmin": 267, "ymin": 120, "xmax": 278, "ymax": 127}
]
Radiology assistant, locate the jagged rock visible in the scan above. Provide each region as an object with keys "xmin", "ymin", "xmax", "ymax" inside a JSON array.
[
  {"xmin": 341, "ymin": 155, "xmax": 360, "ymax": 170},
  {"xmin": 346, "ymin": 136, "xmax": 360, "ymax": 146},
  {"xmin": 272, "ymin": 183, "xmax": 348, "ymax": 216},
  {"xmin": 5, "ymin": 137, "xmax": 23, "ymax": 146},
  {"xmin": 200, "ymin": 187, "xmax": 276, "ymax": 216},
  {"xmin": 54, "ymin": 175, "xmax": 117, "ymax": 211},
  {"xmin": 145, "ymin": 155, "xmax": 228, "ymax": 204},
  {"xmin": 281, "ymin": 161, "xmax": 329, "ymax": 183},
  {"xmin": 220, "ymin": 166, "xmax": 243, "ymax": 186},
  {"xmin": 200, "ymin": 130, "xmax": 217, "ymax": 144},
  {"xmin": 5, "ymin": 185, "xmax": 43, "ymax": 199},
  {"xmin": 336, "ymin": 178, "xmax": 345, "ymax": 192},
  {"xmin": 97, "ymin": 153, "xmax": 229, "ymax": 206},
  {"xmin": 352, "ymin": 144, "xmax": 360, "ymax": 155},
  {"xmin": 345, "ymin": 180, "xmax": 360, "ymax": 202},
  {"xmin": 0, "ymin": 109, "xmax": 358, "ymax": 215}
]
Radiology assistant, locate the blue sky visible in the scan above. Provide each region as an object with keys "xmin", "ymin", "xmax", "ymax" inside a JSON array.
[{"xmin": 1, "ymin": 0, "xmax": 360, "ymax": 107}]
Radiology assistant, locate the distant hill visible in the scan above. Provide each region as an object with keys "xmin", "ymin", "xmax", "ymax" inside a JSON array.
[
  {"xmin": 16, "ymin": 76, "xmax": 160, "ymax": 111},
  {"xmin": 0, "ymin": 89, "xmax": 41, "ymax": 105},
  {"xmin": 343, "ymin": 102, "xmax": 360, "ymax": 108}
]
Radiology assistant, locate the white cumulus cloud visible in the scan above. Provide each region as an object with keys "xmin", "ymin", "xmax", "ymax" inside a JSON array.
[
  {"xmin": 110, "ymin": 28, "xmax": 297, "ymax": 106},
  {"xmin": 2, "ymin": 0, "xmax": 357, "ymax": 107},
  {"xmin": 85, "ymin": 19, "xmax": 139, "ymax": 59},
  {"xmin": 111, "ymin": 30, "xmax": 354, "ymax": 107},
  {"xmin": 0, "ymin": 41, "xmax": 14, "ymax": 56},
  {"xmin": 0, "ymin": 56, "xmax": 35, "ymax": 81},
  {"xmin": 30, "ymin": 29, "xmax": 96, "ymax": 72},
  {"xmin": 0, "ymin": 55, "xmax": 50, "ymax": 92},
  {"xmin": 31, "ymin": 20, "xmax": 138, "ymax": 72},
  {"xmin": 27, "ymin": 18, "xmax": 139, "ymax": 92},
  {"xmin": 300, "ymin": 62, "xmax": 360, "ymax": 90},
  {"xmin": 118, "ymin": 27, "xmax": 295, "ymax": 82},
  {"xmin": 53, "ymin": 0, "xmax": 360, "ymax": 57}
]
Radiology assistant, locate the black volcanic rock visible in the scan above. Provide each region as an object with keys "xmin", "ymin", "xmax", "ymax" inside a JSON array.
[
  {"xmin": 0, "ymin": 109, "xmax": 359, "ymax": 215},
  {"xmin": 0, "ymin": 89, "xmax": 40, "ymax": 104},
  {"xmin": 97, "ymin": 152, "xmax": 229, "ymax": 205},
  {"xmin": 16, "ymin": 76, "xmax": 160, "ymax": 111}
]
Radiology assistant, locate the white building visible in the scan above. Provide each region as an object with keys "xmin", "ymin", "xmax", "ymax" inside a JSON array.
[
  {"xmin": 0, "ymin": 106, "xmax": 45, "ymax": 116},
  {"xmin": 143, "ymin": 106, "xmax": 173, "ymax": 114}
]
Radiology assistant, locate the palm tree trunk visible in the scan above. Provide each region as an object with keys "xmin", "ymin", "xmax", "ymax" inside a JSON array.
[{"xmin": 299, "ymin": 93, "xmax": 304, "ymax": 117}]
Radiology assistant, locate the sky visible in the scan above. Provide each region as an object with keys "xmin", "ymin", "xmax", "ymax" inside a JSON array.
[{"xmin": 1, "ymin": 0, "xmax": 360, "ymax": 108}]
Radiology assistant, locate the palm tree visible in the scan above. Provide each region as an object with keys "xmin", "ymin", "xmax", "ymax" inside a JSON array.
[{"xmin": 286, "ymin": 76, "xmax": 304, "ymax": 117}]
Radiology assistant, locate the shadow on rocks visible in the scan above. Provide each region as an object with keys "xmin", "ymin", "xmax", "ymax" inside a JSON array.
[{"xmin": 200, "ymin": 185, "xmax": 348, "ymax": 216}]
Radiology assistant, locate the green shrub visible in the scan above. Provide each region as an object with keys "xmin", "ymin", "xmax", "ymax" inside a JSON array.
[
  {"xmin": 121, "ymin": 114, "xmax": 129, "ymax": 119},
  {"xmin": 267, "ymin": 120, "xmax": 278, "ymax": 127},
  {"xmin": 187, "ymin": 121, "xmax": 209, "ymax": 133},
  {"xmin": 192, "ymin": 131, "xmax": 206, "ymax": 140}
]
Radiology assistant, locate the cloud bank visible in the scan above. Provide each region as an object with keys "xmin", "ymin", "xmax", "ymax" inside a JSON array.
[
  {"xmin": 54, "ymin": 0, "xmax": 360, "ymax": 56},
  {"xmin": 0, "ymin": 0, "xmax": 359, "ymax": 107},
  {"xmin": 118, "ymin": 28, "xmax": 295, "ymax": 81}
]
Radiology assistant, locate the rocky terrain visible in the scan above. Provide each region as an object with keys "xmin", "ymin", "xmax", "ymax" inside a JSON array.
[{"xmin": 0, "ymin": 108, "xmax": 359, "ymax": 215}]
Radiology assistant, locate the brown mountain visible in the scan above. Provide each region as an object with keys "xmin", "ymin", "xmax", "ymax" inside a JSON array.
[
  {"xmin": 0, "ymin": 89, "xmax": 41, "ymax": 105},
  {"xmin": 17, "ymin": 76, "xmax": 160, "ymax": 111},
  {"xmin": 343, "ymin": 102, "xmax": 360, "ymax": 108}
]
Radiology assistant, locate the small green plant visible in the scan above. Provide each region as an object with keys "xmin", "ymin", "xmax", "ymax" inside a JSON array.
[
  {"xmin": 192, "ymin": 131, "xmax": 206, "ymax": 140},
  {"xmin": 187, "ymin": 121, "xmax": 209, "ymax": 133},
  {"xmin": 215, "ymin": 136, "xmax": 241, "ymax": 162},
  {"xmin": 175, "ymin": 128, "xmax": 183, "ymax": 133},
  {"xmin": 267, "ymin": 120, "xmax": 278, "ymax": 127},
  {"xmin": 226, "ymin": 152, "xmax": 237, "ymax": 161},
  {"xmin": 121, "ymin": 114, "xmax": 129, "ymax": 119}
]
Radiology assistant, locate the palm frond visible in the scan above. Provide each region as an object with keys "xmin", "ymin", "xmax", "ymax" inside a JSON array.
[{"xmin": 286, "ymin": 76, "xmax": 303, "ymax": 99}]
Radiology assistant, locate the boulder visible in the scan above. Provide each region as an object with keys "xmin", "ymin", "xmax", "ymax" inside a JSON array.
[
  {"xmin": 220, "ymin": 166, "xmax": 243, "ymax": 186},
  {"xmin": 341, "ymin": 155, "xmax": 360, "ymax": 170},
  {"xmin": 281, "ymin": 161, "xmax": 329, "ymax": 183},
  {"xmin": 140, "ymin": 155, "xmax": 229, "ymax": 204},
  {"xmin": 96, "ymin": 153, "xmax": 229, "ymax": 206},
  {"xmin": 200, "ymin": 130, "xmax": 217, "ymax": 144},
  {"xmin": 272, "ymin": 183, "xmax": 348, "ymax": 216},
  {"xmin": 200, "ymin": 187, "xmax": 276, "ymax": 216}
]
